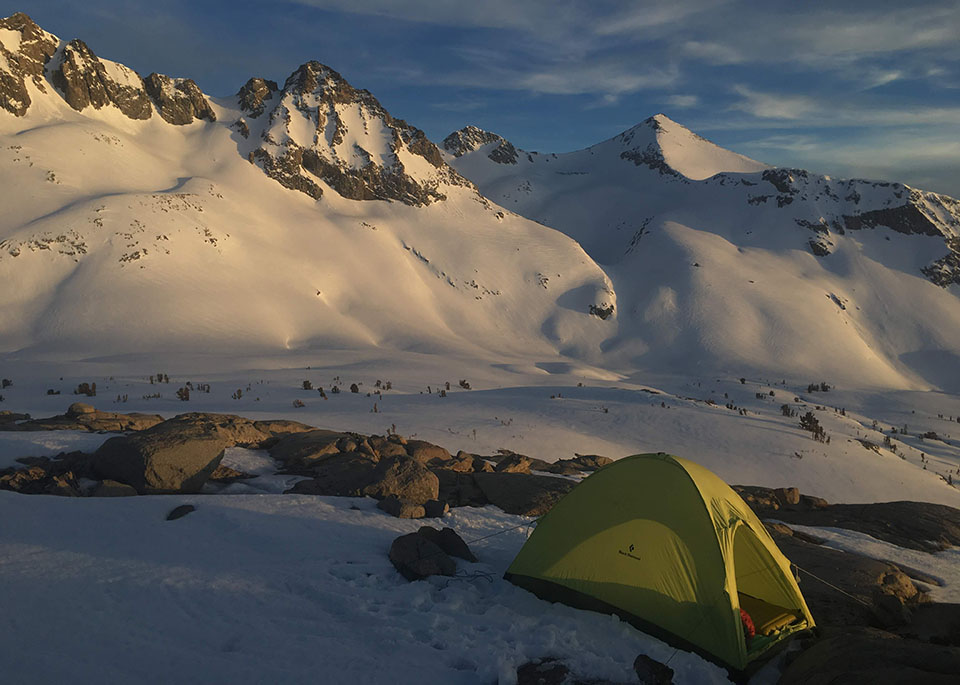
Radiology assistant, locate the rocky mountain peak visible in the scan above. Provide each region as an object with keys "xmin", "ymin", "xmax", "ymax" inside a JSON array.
[
  {"xmin": 247, "ymin": 60, "xmax": 470, "ymax": 205},
  {"xmin": 1, "ymin": 13, "xmax": 217, "ymax": 125},
  {"xmin": 0, "ymin": 12, "xmax": 58, "ymax": 116},
  {"xmin": 442, "ymin": 125, "xmax": 518, "ymax": 164},
  {"xmin": 237, "ymin": 77, "xmax": 277, "ymax": 117},
  {"xmin": 49, "ymin": 39, "xmax": 153, "ymax": 119},
  {"xmin": 143, "ymin": 73, "xmax": 216, "ymax": 125},
  {"xmin": 282, "ymin": 60, "xmax": 355, "ymax": 102},
  {"xmin": 612, "ymin": 113, "xmax": 768, "ymax": 181}
]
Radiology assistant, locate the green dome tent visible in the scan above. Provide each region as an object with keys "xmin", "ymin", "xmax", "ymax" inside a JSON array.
[{"xmin": 505, "ymin": 453, "xmax": 814, "ymax": 673}]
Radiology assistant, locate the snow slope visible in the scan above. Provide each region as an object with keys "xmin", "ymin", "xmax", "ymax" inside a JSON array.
[
  {"xmin": 0, "ymin": 15, "xmax": 613, "ymax": 366},
  {"xmin": 446, "ymin": 117, "xmax": 960, "ymax": 391},
  {"xmin": 0, "ymin": 489, "xmax": 730, "ymax": 684}
]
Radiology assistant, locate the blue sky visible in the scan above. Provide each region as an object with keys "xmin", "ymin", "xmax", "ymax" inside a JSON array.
[{"xmin": 7, "ymin": 0, "xmax": 959, "ymax": 195}]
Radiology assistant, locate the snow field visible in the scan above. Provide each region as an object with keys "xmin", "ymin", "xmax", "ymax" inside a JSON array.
[
  {"xmin": 1, "ymin": 355, "xmax": 957, "ymax": 507},
  {"xmin": 0, "ymin": 490, "xmax": 729, "ymax": 684}
]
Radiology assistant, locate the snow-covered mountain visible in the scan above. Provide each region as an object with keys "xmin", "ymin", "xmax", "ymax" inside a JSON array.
[
  {"xmin": 3, "ymin": 11, "xmax": 960, "ymax": 392},
  {"xmin": 445, "ymin": 115, "xmax": 960, "ymax": 390},
  {"xmin": 0, "ymin": 13, "xmax": 613, "ymax": 362}
]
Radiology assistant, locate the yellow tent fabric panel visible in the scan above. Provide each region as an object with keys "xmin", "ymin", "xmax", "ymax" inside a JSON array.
[{"xmin": 505, "ymin": 453, "xmax": 814, "ymax": 671}]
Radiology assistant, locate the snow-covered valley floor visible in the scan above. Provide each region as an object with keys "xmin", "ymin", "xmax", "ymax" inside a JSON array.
[
  {"xmin": 0, "ymin": 490, "xmax": 734, "ymax": 684},
  {"xmin": 3, "ymin": 351, "xmax": 958, "ymax": 506},
  {"xmin": 1, "ymin": 352, "xmax": 959, "ymax": 684}
]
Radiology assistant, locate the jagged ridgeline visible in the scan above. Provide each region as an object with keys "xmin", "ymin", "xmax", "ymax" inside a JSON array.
[
  {"xmin": 0, "ymin": 12, "xmax": 615, "ymax": 362},
  {"xmin": 2, "ymin": 10, "xmax": 960, "ymax": 388},
  {"xmin": 238, "ymin": 61, "xmax": 472, "ymax": 205},
  {"xmin": 0, "ymin": 12, "xmax": 472, "ymax": 207},
  {"xmin": 444, "ymin": 114, "xmax": 960, "ymax": 288}
]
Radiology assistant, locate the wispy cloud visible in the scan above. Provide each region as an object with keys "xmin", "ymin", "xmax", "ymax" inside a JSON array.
[
  {"xmin": 15, "ymin": 0, "xmax": 960, "ymax": 195},
  {"xmin": 681, "ymin": 40, "xmax": 741, "ymax": 65},
  {"xmin": 662, "ymin": 94, "xmax": 700, "ymax": 108},
  {"xmin": 730, "ymin": 86, "xmax": 819, "ymax": 120},
  {"xmin": 729, "ymin": 85, "xmax": 960, "ymax": 128}
]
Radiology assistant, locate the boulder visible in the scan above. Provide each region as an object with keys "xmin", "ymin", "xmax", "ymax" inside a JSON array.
[
  {"xmin": 337, "ymin": 437, "xmax": 358, "ymax": 454},
  {"xmin": 388, "ymin": 532, "xmax": 456, "ymax": 581},
  {"xmin": 67, "ymin": 402, "xmax": 96, "ymax": 415},
  {"xmin": 775, "ymin": 486, "xmax": 801, "ymax": 506},
  {"xmin": 472, "ymin": 472, "xmax": 576, "ymax": 516},
  {"xmin": 434, "ymin": 470, "xmax": 490, "ymax": 508},
  {"xmin": 495, "ymin": 453, "xmax": 533, "ymax": 474},
  {"xmin": 269, "ymin": 429, "xmax": 352, "ymax": 468},
  {"xmin": 423, "ymin": 499, "xmax": 450, "ymax": 518},
  {"xmin": 368, "ymin": 436, "xmax": 408, "ymax": 459},
  {"xmin": 405, "ymin": 439, "xmax": 451, "ymax": 465},
  {"xmin": 166, "ymin": 504, "xmax": 196, "ymax": 521},
  {"xmin": 159, "ymin": 413, "xmax": 274, "ymax": 448},
  {"xmin": 363, "ymin": 456, "xmax": 438, "ymax": 505},
  {"xmin": 444, "ymin": 452, "xmax": 479, "ymax": 473},
  {"xmin": 763, "ymin": 521, "xmax": 823, "ymax": 545},
  {"xmin": 449, "ymin": 451, "xmax": 494, "ymax": 473},
  {"xmin": 377, "ymin": 494, "xmax": 425, "ymax": 519},
  {"xmin": 800, "ymin": 494, "xmax": 830, "ymax": 510},
  {"xmin": 417, "ymin": 526, "xmax": 477, "ymax": 562},
  {"xmin": 284, "ymin": 452, "xmax": 378, "ymax": 496},
  {"xmin": 516, "ymin": 658, "xmax": 571, "ymax": 685},
  {"xmin": 251, "ymin": 419, "xmax": 315, "ymax": 438},
  {"xmin": 633, "ymin": 654, "xmax": 674, "ymax": 684},
  {"xmin": 93, "ymin": 419, "xmax": 229, "ymax": 494}
]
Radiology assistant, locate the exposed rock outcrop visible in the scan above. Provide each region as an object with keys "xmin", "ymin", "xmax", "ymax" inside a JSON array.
[
  {"xmin": 766, "ymin": 522, "xmax": 930, "ymax": 629},
  {"xmin": 738, "ymin": 486, "xmax": 960, "ymax": 553},
  {"xmin": 0, "ymin": 463, "xmax": 82, "ymax": 496},
  {"xmin": 442, "ymin": 125, "xmax": 518, "ymax": 164},
  {"xmin": 779, "ymin": 627, "xmax": 960, "ymax": 684},
  {"xmin": 404, "ymin": 439, "xmax": 452, "ymax": 465},
  {"xmin": 237, "ymin": 77, "xmax": 277, "ymax": 117},
  {"xmin": 83, "ymin": 412, "xmax": 313, "ymax": 494},
  {"xmin": 923, "ymin": 237, "xmax": 960, "ymax": 287},
  {"xmin": 284, "ymin": 451, "xmax": 379, "ymax": 496},
  {"xmin": 143, "ymin": 72, "xmax": 216, "ymax": 125},
  {"xmin": 435, "ymin": 470, "xmax": 576, "ymax": 516},
  {"xmin": 49, "ymin": 39, "xmax": 152, "ymax": 119},
  {"xmin": 0, "ymin": 12, "xmax": 58, "ymax": 116},
  {"xmin": 250, "ymin": 61, "xmax": 472, "ymax": 205},
  {"xmin": 0, "ymin": 402, "xmax": 163, "ymax": 432},
  {"xmin": 94, "ymin": 423, "xmax": 227, "ymax": 494},
  {"xmin": 362, "ymin": 456, "xmax": 438, "ymax": 504}
]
